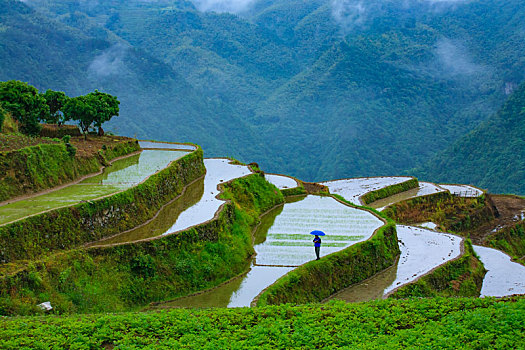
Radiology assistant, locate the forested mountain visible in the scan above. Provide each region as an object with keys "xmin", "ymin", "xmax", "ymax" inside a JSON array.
[
  {"xmin": 3, "ymin": 0, "xmax": 525, "ymax": 188},
  {"xmin": 413, "ymin": 82, "xmax": 525, "ymax": 195},
  {"xmin": 0, "ymin": 0, "xmax": 264, "ymax": 159}
]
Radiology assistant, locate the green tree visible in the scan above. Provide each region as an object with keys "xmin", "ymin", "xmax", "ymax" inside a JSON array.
[
  {"xmin": 63, "ymin": 95, "xmax": 97, "ymax": 139},
  {"xmin": 42, "ymin": 89, "xmax": 69, "ymax": 125},
  {"xmin": 0, "ymin": 80, "xmax": 48, "ymax": 135},
  {"xmin": 87, "ymin": 90, "xmax": 119, "ymax": 136}
]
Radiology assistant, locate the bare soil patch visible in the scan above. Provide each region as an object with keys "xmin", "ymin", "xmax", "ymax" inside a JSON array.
[
  {"xmin": 69, "ymin": 135, "xmax": 135, "ymax": 158},
  {"xmin": 0, "ymin": 134, "xmax": 59, "ymax": 152},
  {"xmin": 469, "ymin": 194, "xmax": 525, "ymax": 244}
]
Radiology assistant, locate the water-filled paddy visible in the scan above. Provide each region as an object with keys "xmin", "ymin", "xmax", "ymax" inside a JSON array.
[
  {"xmin": 153, "ymin": 195, "xmax": 384, "ymax": 308},
  {"xmin": 320, "ymin": 177, "xmax": 414, "ymax": 205},
  {"xmin": 161, "ymin": 159, "xmax": 252, "ymax": 235},
  {"xmin": 138, "ymin": 141, "xmax": 196, "ymax": 150},
  {"xmin": 370, "ymin": 182, "xmax": 446, "ymax": 211},
  {"xmin": 473, "ymin": 245, "xmax": 525, "ymax": 297},
  {"xmin": 264, "ymin": 174, "xmax": 298, "ymax": 190},
  {"xmin": 439, "ymin": 184, "xmax": 483, "ymax": 197},
  {"xmin": 254, "ymin": 196, "xmax": 383, "ymax": 266},
  {"xmin": 328, "ymin": 225, "xmax": 462, "ymax": 302},
  {"xmin": 0, "ymin": 150, "xmax": 188, "ymax": 225},
  {"xmin": 88, "ymin": 177, "xmax": 205, "ymax": 246}
]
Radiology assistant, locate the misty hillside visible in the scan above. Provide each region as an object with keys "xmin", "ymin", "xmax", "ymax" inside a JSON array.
[
  {"xmin": 3, "ymin": 0, "xmax": 525, "ymax": 190},
  {"xmin": 413, "ymin": 82, "xmax": 525, "ymax": 195},
  {"xmin": 0, "ymin": 0, "xmax": 264, "ymax": 159}
]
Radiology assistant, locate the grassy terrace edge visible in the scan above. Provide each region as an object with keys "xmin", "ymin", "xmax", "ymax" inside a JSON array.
[
  {"xmin": 390, "ymin": 239, "xmax": 486, "ymax": 298},
  {"xmin": 0, "ymin": 138, "xmax": 140, "ymax": 202},
  {"xmin": 0, "ymin": 173, "xmax": 284, "ymax": 315},
  {"xmin": 486, "ymin": 219, "xmax": 525, "ymax": 265},
  {"xmin": 255, "ymin": 195, "xmax": 400, "ymax": 306},
  {"xmin": 0, "ymin": 145, "xmax": 205, "ymax": 264},
  {"xmin": 3, "ymin": 297, "xmax": 523, "ymax": 348},
  {"xmin": 382, "ymin": 191, "xmax": 494, "ymax": 233},
  {"xmin": 360, "ymin": 177, "xmax": 419, "ymax": 205}
]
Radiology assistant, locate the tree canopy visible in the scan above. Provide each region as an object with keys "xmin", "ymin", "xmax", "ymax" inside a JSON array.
[
  {"xmin": 0, "ymin": 80, "xmax": 48, "ymax": 135},
  {"xmin": 42, "ymin": 89, "xmax": 69, "ymax": 125},
  {"xmin": 0, "ymin": 80, "xmax": 119, "ymax": 137}
]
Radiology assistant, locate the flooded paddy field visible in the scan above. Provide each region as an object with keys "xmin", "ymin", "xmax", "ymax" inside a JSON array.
[
  {"xmin": 328, "ymin": 225, "xmax": 462, "ymax": 302},
  {"xmin": 320, "ymin": 177, "xmax": 414, "ymax": 205},
  {"xmin": 138, "ymin": 141, "xmax": 196, "ymax": 151},
  {"xmin": 152, "ymin": 195, "xmax": 384, "ymax": 308},
  {"xmin": 161, "ymin": 159, "xmax": 252, "ymax": 235},
  {"xmin": 254, "ymin": 196, "xmax": 383, "ymax": 266},
  {"xmin": 90, "ymin": 159, "xmax": 251, "ymax": 245},
  {"xmin": 439, "ymin": 184, "xmax": 483, "ymax": 197},
  {"xmin": 264, "ymin": 174, "xmax": 298, "ymax": 190},
  {"xmin": 370, "ymin": 182, "xmax": 446, "ymax": 211},
  {"xmin": 0, "ymin": 149, "xmax": 188, "ymax": 225},
  {"xmin": 473, "ymin": 245, "xmax": 525, "ymax": 297}
]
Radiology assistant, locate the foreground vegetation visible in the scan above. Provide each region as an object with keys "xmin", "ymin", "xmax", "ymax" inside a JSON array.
[{"xmin": 1, "ymin": 297, "xmax": 523, "ymax": 349}]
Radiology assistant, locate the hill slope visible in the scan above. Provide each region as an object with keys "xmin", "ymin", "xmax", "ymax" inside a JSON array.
[
  {"xmin": 4, "ymin": 0, "xmax": 525, "ymax": 186},
  {"xmin": 0, "ymin": 0, "xmax": 263, "ymax": 160},
  {"xmin": 413, "ymin": 82, "xmax": 525, "ymax": 195}
]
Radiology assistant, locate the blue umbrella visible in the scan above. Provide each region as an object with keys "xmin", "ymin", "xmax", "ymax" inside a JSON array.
[{"xmin": 310, "ymin": 230, "xmax": 326, "ymax": 236}]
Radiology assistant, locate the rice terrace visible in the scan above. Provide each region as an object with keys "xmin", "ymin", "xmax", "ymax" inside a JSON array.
[{"xmin": 2, "ymin": 0, "xmax": 525, "ymax": 348}]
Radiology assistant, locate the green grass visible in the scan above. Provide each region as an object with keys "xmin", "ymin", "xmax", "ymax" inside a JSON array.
[
  {"xmin": 486, "ymin": 220, "xmax": 525, "ymax": 264},
  {"xmin": 1, "ymin": 297, "xmax": 523, "ymax": 349}
]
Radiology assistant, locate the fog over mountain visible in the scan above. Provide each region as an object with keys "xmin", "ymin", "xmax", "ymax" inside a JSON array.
[{"xmin": 2, "ymin": 0, "xmax": 525, "ymax": 191}]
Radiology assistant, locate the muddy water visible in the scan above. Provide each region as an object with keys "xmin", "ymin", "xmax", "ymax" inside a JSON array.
[
  {"xmin": 87, "ymin": 177, "xmax": 205, "ymax": 246},
  {"xmin": 473, "ymin": 245, "xmax": 525, "ymax": 297},
  {"xmin": 327, "ymin": 260, "xmax": 399, "ymax": 303},
  {"xmin": 369, "ymin": 182, "xmax": 446, "ymax": 211},
  {"xmin": 0, "ymin": 150, "xmax": 188, "ymax": 225}
]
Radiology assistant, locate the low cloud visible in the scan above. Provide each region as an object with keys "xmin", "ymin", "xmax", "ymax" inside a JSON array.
[
  {"xmin": 191, "ymin": 0, "xmax": 256, "ymax": 14},
  {"xmin": 88, "ymin": 44, "xmax": 128, "ymax": 78},
  {"xmin": 331, "ymin": 0, "xmax": 472, "ymax": 32},
  {"xmin": 434, "ymin": 37, "xmax": 484, "ymax": 78},
  {"xmin": 331, "ymin": 0, "xmax": 369, "ymax": 32}
]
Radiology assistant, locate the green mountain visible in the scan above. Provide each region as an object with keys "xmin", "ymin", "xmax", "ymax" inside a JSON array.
[
  {"xmin": 3, "ymin": 0, "xmax": 525, "ymax": 188},
  {"xmin": 413, "ymin": 82, "xmax": 525, "ymax": 195},
  {"xmin": 0, "ymin": 0, "xmax": 263, "ymax": 159}
]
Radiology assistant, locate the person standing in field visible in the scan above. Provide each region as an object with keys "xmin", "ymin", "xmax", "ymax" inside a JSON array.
[{"xmin": 313, "ymin": 235, "xmax": 321, "ymax": 260}]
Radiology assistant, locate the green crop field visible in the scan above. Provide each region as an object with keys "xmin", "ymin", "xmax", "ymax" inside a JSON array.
[{"xmin": 1, "ymin": 297, "xmax": 523, "ymax": 349}]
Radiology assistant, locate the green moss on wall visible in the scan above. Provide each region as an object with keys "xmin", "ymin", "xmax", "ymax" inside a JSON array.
[
  {"xmin": 0, "ymin": 173, "xmax": 284, "ymax": 315},
  {"xmin": 0, "ymin": 146, "xmax": 205, "ymax": 263},
  {"xmin": 255, "ymin": 215, "xmax": 400, "ymax": 306},
  {"xmin": 390, "ymin": 240, "xmax": 486, "ymax": 298},
  {"xmin": 361, "ymin": 178, "xmax": 419, "ymax": 204}
]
